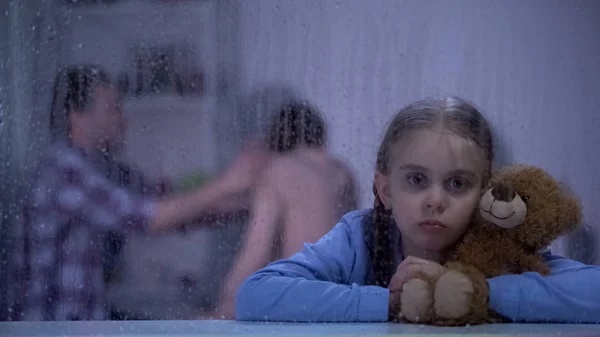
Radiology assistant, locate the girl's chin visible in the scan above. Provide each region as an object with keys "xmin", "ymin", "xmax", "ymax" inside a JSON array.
[{"xmin": 416, "ymin": 237, "xmax": 450, "ymax": 252}]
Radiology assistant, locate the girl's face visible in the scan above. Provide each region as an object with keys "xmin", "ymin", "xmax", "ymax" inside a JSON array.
[{"xmin": 375, "ymin": 129, "xmax": 485, "ymax": 252}]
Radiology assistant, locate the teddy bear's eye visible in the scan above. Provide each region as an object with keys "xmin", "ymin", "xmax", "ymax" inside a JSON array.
[{"xmin": 522, "ymin": 196, "xmax": 530, "ymax": 203}]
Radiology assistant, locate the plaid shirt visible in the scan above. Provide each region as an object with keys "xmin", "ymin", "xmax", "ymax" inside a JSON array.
[{"xmin": 10, "ymin": 142, "xmax": 156, "ymax": 321}]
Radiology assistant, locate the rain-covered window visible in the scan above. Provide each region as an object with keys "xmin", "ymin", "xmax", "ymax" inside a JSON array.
[{"xmin": 0, "ymin": 0, "xmax": 599, "ymax": 335}]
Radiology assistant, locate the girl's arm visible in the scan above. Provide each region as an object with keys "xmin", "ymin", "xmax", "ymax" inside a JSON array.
[
  {"xmin": 235, "ymin": 213, "xmax": 389, "ymax": 322},
  {"xmin": 488, "ymin": 252, "xmax": 600, "ymax": 323},
  {"xmin": 215, "ymin": 177, "xmax": 282, "ymax": 319}
]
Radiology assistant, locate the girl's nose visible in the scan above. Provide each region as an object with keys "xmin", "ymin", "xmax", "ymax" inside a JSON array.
[{"xmin": 425, "ymin": 186, "xmax": 447, "ymax": 213}]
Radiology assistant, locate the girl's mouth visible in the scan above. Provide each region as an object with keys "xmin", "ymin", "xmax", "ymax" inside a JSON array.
[{"xmin": 418, "ymin": 220, "xmax": 447, "ymax": 230}]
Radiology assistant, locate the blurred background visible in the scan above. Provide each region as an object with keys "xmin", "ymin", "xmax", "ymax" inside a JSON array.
[{"xmin": 1, "ymin": 0, "xmax": 599, "ymax": 321}]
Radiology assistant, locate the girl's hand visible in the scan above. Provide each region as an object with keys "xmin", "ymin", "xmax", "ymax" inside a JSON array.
[{"xmin": 388, "ymin": 256, "xmax": 447, "ymax": 293}]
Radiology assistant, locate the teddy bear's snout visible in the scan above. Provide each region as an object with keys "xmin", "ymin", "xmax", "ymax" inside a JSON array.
[{"xmin": 491, "ymin": 181, "xmax": 516, "ymax": 202}]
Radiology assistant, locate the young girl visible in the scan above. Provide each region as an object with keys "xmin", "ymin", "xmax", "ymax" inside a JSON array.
[{"xmin": 234, "ymin": 96, "xmax": 600, "ymax": 323}]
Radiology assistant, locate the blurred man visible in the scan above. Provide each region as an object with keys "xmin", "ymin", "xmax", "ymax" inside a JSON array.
[{"xmin": 9, "ymin": 64, "xmax": 268, "ymax": 321}]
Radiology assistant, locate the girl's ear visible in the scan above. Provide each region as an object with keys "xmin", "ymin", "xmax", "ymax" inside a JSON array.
[{"xmin": 374, "ymin": 171, "xmax": 392, "ymax": 210}]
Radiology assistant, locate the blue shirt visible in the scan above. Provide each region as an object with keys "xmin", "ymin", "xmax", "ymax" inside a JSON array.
[{"xmin": 235, "ymin": 209, "xmax": 600, "ymax": 323}]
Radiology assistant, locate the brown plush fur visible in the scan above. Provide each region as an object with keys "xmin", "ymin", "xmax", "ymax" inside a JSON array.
[{"xmin": 397, "ymin": 164, "xmax": 582, "ymax": 326}]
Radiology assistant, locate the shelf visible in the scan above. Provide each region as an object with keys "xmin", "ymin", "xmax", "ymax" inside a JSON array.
[{"xmin": 124, "ymin": 95, "xmax": 211, "ymax": 115}]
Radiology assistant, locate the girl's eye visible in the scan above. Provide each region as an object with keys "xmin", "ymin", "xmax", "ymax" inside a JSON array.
[
  {"xmin": 447, "ymin": 177, "xmax": 470, "ymax": 191},
  {"xmin": 406, "ymin": 173, "xmax": 426, "ymax": 186}
]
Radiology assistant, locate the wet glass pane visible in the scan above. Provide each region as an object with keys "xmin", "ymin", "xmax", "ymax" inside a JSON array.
[{"xmin": 0, "ymin": 0, "xmax": 599, "ymax": 334}]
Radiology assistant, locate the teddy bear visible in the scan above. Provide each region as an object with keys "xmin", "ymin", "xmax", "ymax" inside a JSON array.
[{"xmin": 394, "ymin": 164, "xmax": 583, "ymax": 326}]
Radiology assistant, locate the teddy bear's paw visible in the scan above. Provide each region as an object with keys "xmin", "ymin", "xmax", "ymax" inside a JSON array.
[
  {"xmin": 400, "ymin": 278, "xmax": 434, "ymax": 323},
  {"xmin": 433, "ymin": 270, "xmax": 474, "ymax": 319}
]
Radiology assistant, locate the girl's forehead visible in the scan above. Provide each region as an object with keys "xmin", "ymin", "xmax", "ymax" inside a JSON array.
[{"xmin": 391, "ymin": 130, "xmax": 484, "ymax": 173}]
